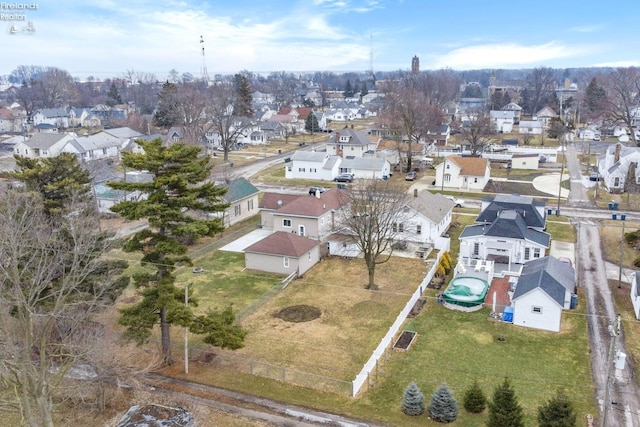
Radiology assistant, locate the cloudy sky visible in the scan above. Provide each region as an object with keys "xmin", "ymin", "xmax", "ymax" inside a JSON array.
[{"xmin": 2, "ymin": 0, "xmax": 639, "ymax": 80}]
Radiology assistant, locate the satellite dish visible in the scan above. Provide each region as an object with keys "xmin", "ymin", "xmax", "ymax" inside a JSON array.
[{"xmin": 277, "ymin": 200, "xmax": 283, "ymax": 207}]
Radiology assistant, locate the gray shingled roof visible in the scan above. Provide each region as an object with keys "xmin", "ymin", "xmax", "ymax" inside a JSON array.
[
  {"xmin": 291, "ymin": 151, "xmax": 328, "ymax": 162},
  {"xmin": 512, "ymin": 256, "xmax": 575, "ymax": 305},
  {"xmin": 406, "ymin": 191, "xmax": 454, "ymax": 224},
  {"xmin": 477, "ymin": 194, "xmax": 545, "ymax": 229},
  {"xmin": 24, "ymin": 133, "xmax": 69, "ymax": 149},
  {"xmin": 340, "ymin": 157, "xmax": 385, "ymax": 170},
  {"xmin": 461, "ymin": 210, "xmax": 550, "ymax": 247}
]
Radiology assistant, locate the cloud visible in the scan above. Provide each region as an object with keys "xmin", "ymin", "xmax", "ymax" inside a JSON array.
[
  {"xmin": 569, "ymin": 24, "xmax": 603, "ymax": 33},
  {"xmin": 431, "ymin": 42, "xmax": 586, "ymax": 69}
]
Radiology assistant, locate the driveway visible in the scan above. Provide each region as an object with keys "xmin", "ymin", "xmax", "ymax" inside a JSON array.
[{"xmin": 218, "ymin": 228, "xmax": 272, "ymax": 252}]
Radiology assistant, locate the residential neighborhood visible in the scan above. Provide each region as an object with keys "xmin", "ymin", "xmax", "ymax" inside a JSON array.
[{"xmin": 2, "ymin": 58, "xmax": 640, "ymax": 427}]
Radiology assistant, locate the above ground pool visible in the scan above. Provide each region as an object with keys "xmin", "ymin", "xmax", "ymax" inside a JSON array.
[{"xmin": 442, "ymin": 276, "xmax": 489, "ymax": 308}]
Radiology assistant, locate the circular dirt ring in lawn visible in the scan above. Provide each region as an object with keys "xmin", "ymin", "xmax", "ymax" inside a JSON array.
[{"xmin": 274, "ymin": 305, "xmax": 321, "ymax": 323}]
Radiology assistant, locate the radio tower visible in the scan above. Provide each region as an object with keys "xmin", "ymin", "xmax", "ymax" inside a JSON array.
[
  {"xmin": 369, "ymin": 34, "xmax": 374, "ymax": 80},
  {"xmin": 200, "ymin": 35, "xmax": 210, "ymax": 83}
]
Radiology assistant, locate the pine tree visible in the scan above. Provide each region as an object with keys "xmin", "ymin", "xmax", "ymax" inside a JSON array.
[
  {"xmin": 233, "ymin": 73, "xmax": 254, "ymax": 117},
  {"xmin": 153, "ymin": 81, "xmax": 181, "ymax": 128},
  {"xmin": 305, "ymin": 111, "xmax": 320, "ymax": 133},
  {"xmin": 537, "ymin": 389, "xmax": 577, "ymax": 427},
  {"xmin": 584, "ymin": 77, "xmax": 607, "ymax": 115},
  {"xmin": 108, "ymin": 139, "xmax": 246, "ymax": 364},
  {"xmin": 401, "ymin": 382, "xmax": 425, "ymax": 416},
  {"xmin": 360, "ymin": 81, "xmax": 369, "ymax": 97},
  {"xmin": 106, "ymin": 82, "xmax": 122, "ymax": 106},
  {"xmin": 428, "ymin": 383, "xmax": 458, "ymax": 423},
  {"xmin": 463, "ymin": 381, "xmax": 487, "ymax": 413},
  {"xmin": 487, "ymin": 377, "xmax": 524, "ymax": 427},
  {"xmin": 343, "ymin": 79, "xmax": 354, "ymax": 98},
  {"xmin": 11, "ymin": 152, "xmax": 93, "ymax": 217}
]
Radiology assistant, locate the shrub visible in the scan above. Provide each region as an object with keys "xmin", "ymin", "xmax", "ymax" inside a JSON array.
[
  {"xmin": 401, "ymin": 382, "xmax": 425, "ymax": 416},
  {"xmin": 428, "ymin": 383, "xmax": 458, "ymax": 423},
  {"xmin": 463, "ymin": 381, "xmax": 487, "ymax": 413},
  {"xmin": 537, "ymin": 389, "xmax": 577, "ymax": 427},
  {"xmin": 487, "ymin": 377, "xmax": 524, "ymax": 427}
]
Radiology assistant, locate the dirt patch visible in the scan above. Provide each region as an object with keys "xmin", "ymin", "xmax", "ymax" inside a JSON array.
[
  {"xmin": 407, "ymin": 299, "xmax": 426, "ymax": 318},
  {"xmin": 393, "ymin": 331, "xmax": 417, "ymax": 352},
  {"xmin": 274, "ymin": 305, "xmax": 321, "ymax": 323}
]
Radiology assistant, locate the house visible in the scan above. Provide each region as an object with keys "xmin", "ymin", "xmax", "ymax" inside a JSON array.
[
  {"xmin": 476, "ymin": 194, "xmax": 547, "ymax": 231},
  {"xmin": 244, "ymin": 231, "xmax": 320, "ymax": 276},
  {"xmin": 398, "ymin": 189, "xmax": 455, "ymax": 252},
  {"xmin": 501, "ymin": 102, "xmax": 522, "ymax": 124},
  {"xmin": 434, "ymin": 155, "xmax": 491, "ymax": 190},
  {"xmin": 0, "ymin": 106, "xmax": 27, "ymax": 132},
  {"xmin": 327, "ymin": 128, "xmax": 380, "ymax": 157},
  {"xmin": 535, "ymin": 106, "xmax": 557, "ymax": 127},
  {"xmin": 338, "ymin": 157, "xmax": 391, "ymax": 180},
  {"xmin": 511, "ymin": 153, "xmax": 539, "ymax": 170},
  {"xmin": 60, "ymin": 131, "xmax": 122, "ymax": 160},
  {"xmin": 490, "ymin": 110, "xmax": 515, "ymax": 133},
  {"xmin": 630, "ymin": 272, "xmax": 640, "ymax": 320},
  {"xmin": 221, "ymin": 178, "xmax": 260, "ymax": 227},
  {"xmin": 260, "ymin": 121, "xmax": 285, "ymax": 139},
  {"xmin": 459, "ymin": 210, "xmax": 550, "ymax": 272},
  {"xmin": 511, "ymin": 256, "xmax": 576, "ymax": 332},
  {"xmin": 425, "ymin": 125, "xmax": 451, "ymax": 146},
  {"xmin": 597, "ymin": 143, "xmax": 640, "ymax": 193},
  {"xmin": 259, "ymin": 192, "xmax": 302, "ymax": 230},
  {"xmin": 518, "ymin": 120, "xmax": 543, "ymax": 135},
  {"xmin": 69, "ymin": 107, "xmax": 101, "ymax": 128},
  {"xmin": 13, "ymin": 133, "xmax": 76, "ymax": 158},
  {"xmin": 95, "ymin": 171, "xmax": 152, "ymax": 214},
  {"xmin": 284, "ymin": 150, "xmax": 390, "ymax": 181},
  {"xmin": 32, "ymin": 108, "xmax": 70, "ymax": 128}
]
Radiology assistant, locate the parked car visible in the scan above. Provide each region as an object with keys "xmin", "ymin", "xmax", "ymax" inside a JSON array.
[
  {"xmin": 334, "ymin": 173, "xmax": 354, "ymax": 182},
  {"xmin": 308, "ymin": 186, "xmax": 327, "ymax": 195},
  {"xmin": 405, "ymin": 171, "xmax": 417, "ymax": 181},
  {"xmin": 558, "ymin": 257, "xmax": 573, "ymax": 267},
  {"xmin": 445, "ymin": 196, "xmax": 465, "ymax": 208},
  {"xmin": 589, "ymin": 173, "xmax": 602, "ymax": 181}
]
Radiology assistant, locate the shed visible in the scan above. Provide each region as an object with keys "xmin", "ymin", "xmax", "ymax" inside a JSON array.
[{"xmin": 502, "ymin": 306, "xmax": 514, "ymax": 322}]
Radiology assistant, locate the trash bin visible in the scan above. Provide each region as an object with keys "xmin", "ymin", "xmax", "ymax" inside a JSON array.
[
  {"xmin": 612, "ymin": 213, "xmax": 617, "ymax": 220},
  {"xmin": 613, "ymin": 202, "xmax": 619, "ymax": 210},
  {"xmin": 229, "ymin": 162, "xmax": 234, "ymax": 168},
  {"xmin": 555, "ymin": 209, "xmax": 560, "ymax": 216},
  {"xmin": 621, "ymin": 214, "xmax": 626, "ymax": 220},
  {"xmin": 608, "ymin": 202, "xmax": 613, "ymax": 210},
  {"xmin": 277, "ymin": 149, "xmax": 281, "ymax": 154},
  {"xmin": 547, "ymin": 209, "xmax": 552, "ymax": 215}
]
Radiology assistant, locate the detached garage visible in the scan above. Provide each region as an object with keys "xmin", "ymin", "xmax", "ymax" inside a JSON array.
[{"xmin": 244, "ymin": 231, "xmax": 320, "ymax": 276}]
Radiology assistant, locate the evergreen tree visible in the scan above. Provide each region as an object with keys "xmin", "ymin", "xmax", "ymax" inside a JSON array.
[
  {"xmin": 463, "ymin": 381, "xmax": 487, "ymax": 413},
  {"xmin": 584, "ymin": 77, "xmax": 607, "ymax": 116},
  {"xmin": 360, "ymin": 81, "xmax": 369, "ymax": 98},
  {"xmin": 11, "ymin": 153, "xmax": 93, "ymax": 217},
  {"xmin": 401, "ymin": 382, "xmax": 425, "ymax": 416},
  {"xmin": 305, "ymin": 111, "xmax": 320, "ymax": 133},
  {"xmin": 108, "ymin": 139, "xmax": 246, "ymax": 364},
  {"xmin": 106, "ymin": 82, "xmax": 122, "ymax": 106},
  {"xmin": 343, "ymin": 79, "xmax": 354, "ymax": 98},
  {"xmin": 537, "ymin": 389, "xmax": 577, "ymax": 427},
  {"xmin": 233, "ymin": 73, "xmax": 254, "ymax": 117},
  {"xmin": 153, "ymin": 81, "xmax": 181, "ymax": 128},
  {"xmin": 428, "ymin": 383, "xmax": 458, "ymax": 423},
  {"xmin": 487, "ymin": 378, "xmax": 524, "ymax": 427}
]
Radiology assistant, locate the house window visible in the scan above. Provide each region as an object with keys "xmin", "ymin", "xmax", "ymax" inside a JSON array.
[
  {"xmin": 399, "ymin": 223, "xmax": 404, "ymax": 232},
  {"xmin": 283, "ymin": 257, "xmax": 290, "ymax": 268},
  {"xmin": 298, "ymin": 225, "xmax": 305, "ymax": 236},
  {"xmin": 247, "ymin": 199, "xmax": 254, "ymax": 210},
  {"xmin": 392, "ymin": 223, "xmax": 404, "ymax": 233},
  {"xmin": 416, "ymin": 225, "xmax": 422, "ymax": 235},
  {"xmin": 283, "ymin": 219, "xmax": 292, "ymax": 227},
  {"xmin": 474, "ymin": 177, "xmax": 478, "ymax": 183},
  {"xmin": 310, "ymin": 168, "xmax": 317, "ymax": 173},
  {"xmin": 103, "ymin": 148, "xmax": 108, "ymax": 155},
  {"xmin": 298, "ymin": 167, "xmax": 306, "ymax": 172},
  {"xmin": 444, "ymin": 174, "xmax": 451, "ymax": 182},
  {"xmin": 614, "ymin": 177, "xmax": 620, "ymax": 186},
  {"xmin": 308, "ymin": 252, "xmax": 311, "ymax": 261},
  {"xmin": 534, "ymin": 248, "xmax": 541, "ymax": 258},
  {"xmin": 524, "ymin": 247, "xmax": 530, "ymax": 260},
  {"xmin": 234, "ymin": 205, "xmax": 241, "ymax": 216},
  {"xmin": 532, "ymin": 306, "xmax": 543, "ymax": 314},
  {"xmin": 473, "ymin": 243, "xmax": 479, "ymax": 256},
  {"xmin": 446, "ymin": 163, "xmax": 450, "ymax": 169}
]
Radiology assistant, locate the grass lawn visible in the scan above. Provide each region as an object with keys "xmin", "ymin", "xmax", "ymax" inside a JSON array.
[{"xmin": 545, "ymin": 215, "xmax": 576, "ymax": 243}]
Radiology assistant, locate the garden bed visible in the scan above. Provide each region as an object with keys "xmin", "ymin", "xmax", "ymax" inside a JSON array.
[{"xmin": 393, "ymin": 330, "xmax": 417, "ymax": 352}]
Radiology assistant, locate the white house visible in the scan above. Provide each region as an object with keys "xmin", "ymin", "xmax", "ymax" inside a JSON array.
[
  {"xmin": 490, "ymin": 110, "xmax": 515, "ymax": 133},
  {"xmin": 13, "ymin": 133, "xmax": 76, "ymax": 158},
  {"xmin": 511, "ymin": 256, "xmax": 576, "ymax": 332},
  {"xmin": 398, "ymin": 189, "xmax": 455, "ymax": 252},
  {"xmin": 339, "ymin": 157, "xmax": 391, "ymax": 180},
  {"xmin": 501, "ymin": 102, "xmax": 522, "ymax": 124},
  {"xmin": 285, "ymin": 151, "xmax": 338, "ymax": 181},
  {"xmin": 434, "ymin": 155, "xmax": 491, "ymax": 190},
  {"xmin": 326, "ymin": 128, "xmax": 380, "ymax": 157},
  {"xmin": 597, "ymin": 142, "xmax": 640, "ymax": 193},
  {"xmin": 518, "ymin": 120, "xmax": 543, "ymax": 135},
  {"xmin": 60, "ymin": 131, "xmax": 122, "ymax": 160},
  {"xmin": 511, "ymin": 153, "xmax": 539, "ymax": 170},
  {"xmin": 32, "ymin": 108, "xmax": 70, "ymax": 129},
  {"xmin": 630, "ymin": 272, "xmax": 640, "ymax": 320}
]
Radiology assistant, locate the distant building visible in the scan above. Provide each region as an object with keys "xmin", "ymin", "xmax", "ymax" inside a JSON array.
[{"xmin": 411, "ymin": 55, "xmax": 419, "ymax": 74}]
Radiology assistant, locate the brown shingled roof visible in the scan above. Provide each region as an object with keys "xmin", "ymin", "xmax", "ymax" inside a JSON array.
[
  {"xmin": 244, "ymin": 231, "xmax": 318, "ymax": 257},
  {"xmin": 260, "ymin": 192, "xmax": 301, "ymax": 210},
  {"xmin": 447, "ymin": 155, "xmax": 489, "ymax": 176},
  {"xmin": 274, "ymin": 188, "xmax": 346, "ymax": 217}
]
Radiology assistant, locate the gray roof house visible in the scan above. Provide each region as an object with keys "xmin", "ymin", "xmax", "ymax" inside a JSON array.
[
  {"xmin": 511, "ymin": 256, "xmax": 576, "ymax": 332},
  {"xmin": 13, "ymin": 133, "xmax": 76, "ymax": 158},
  {"xmin": 477, "ymin": 194, "xmax": 547, "ymax": 231},
  {"xmin": 327, "ymin": 128, "xmax": 380, "ymax": 157}
]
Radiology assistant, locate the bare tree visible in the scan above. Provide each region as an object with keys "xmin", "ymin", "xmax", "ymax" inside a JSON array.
[
  {"xmin": 0, "ymin": 188, "xmax": 127, "ymax": 427},
  {"xmin": 380, "ymin": 76, "xmax": 444, "ymax": 172},
  {"xmin": 601, "ymin": 67, "xmax": 640, "ymax": 146},
  {"xmin": 460, "ymin": 111, "xmax": 494, "ymax": 155},
  {"xmin": 524, "ymin": 67, "xmax": 557, "ymax": 115},
  {"xmin": 337, "ymin": 179, "xmax": 410, "ymax": 289},
  {"xmin": 205, "ymin": 83, "xmax": 255, "ymax": 161},
  {"xmin": 32, "ymin": 67, "xmax": 79, "ymax": 108}
]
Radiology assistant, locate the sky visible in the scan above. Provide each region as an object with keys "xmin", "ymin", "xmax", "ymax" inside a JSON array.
[{"xmin": 1, "ymin": 0, "xmax": 639, "ymax": 81}]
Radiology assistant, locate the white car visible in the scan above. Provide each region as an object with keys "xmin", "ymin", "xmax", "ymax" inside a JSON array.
[{"xmin": 445, "ymin": 196, "xmax": 465, "ymax": 208}]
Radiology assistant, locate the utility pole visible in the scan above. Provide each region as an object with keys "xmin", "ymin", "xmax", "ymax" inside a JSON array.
[
  {"xmin": 601, "ymin": 314, "xmax": 621, "ymax": 427},
  {"xmin": 618, "ymin": 216, "xmax": 626, "ymax": 288}
]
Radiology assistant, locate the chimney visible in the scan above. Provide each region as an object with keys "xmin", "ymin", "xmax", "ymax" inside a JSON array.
[
  {"xmin": 315, "ymin": 190, "xmax": 321, "ymax": 198},
  {"xmin": 615, "ymin": 143, "xmax": 621, "ymax": 163},
  {"xmin": 413, "ymin": 188, "xmax": 418, "ymax": 198}
]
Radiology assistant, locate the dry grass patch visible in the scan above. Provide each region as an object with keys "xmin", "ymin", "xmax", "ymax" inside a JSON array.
[{"xmin": 227, "ymin": 256, "xmax": 425, "ymax": 381}]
